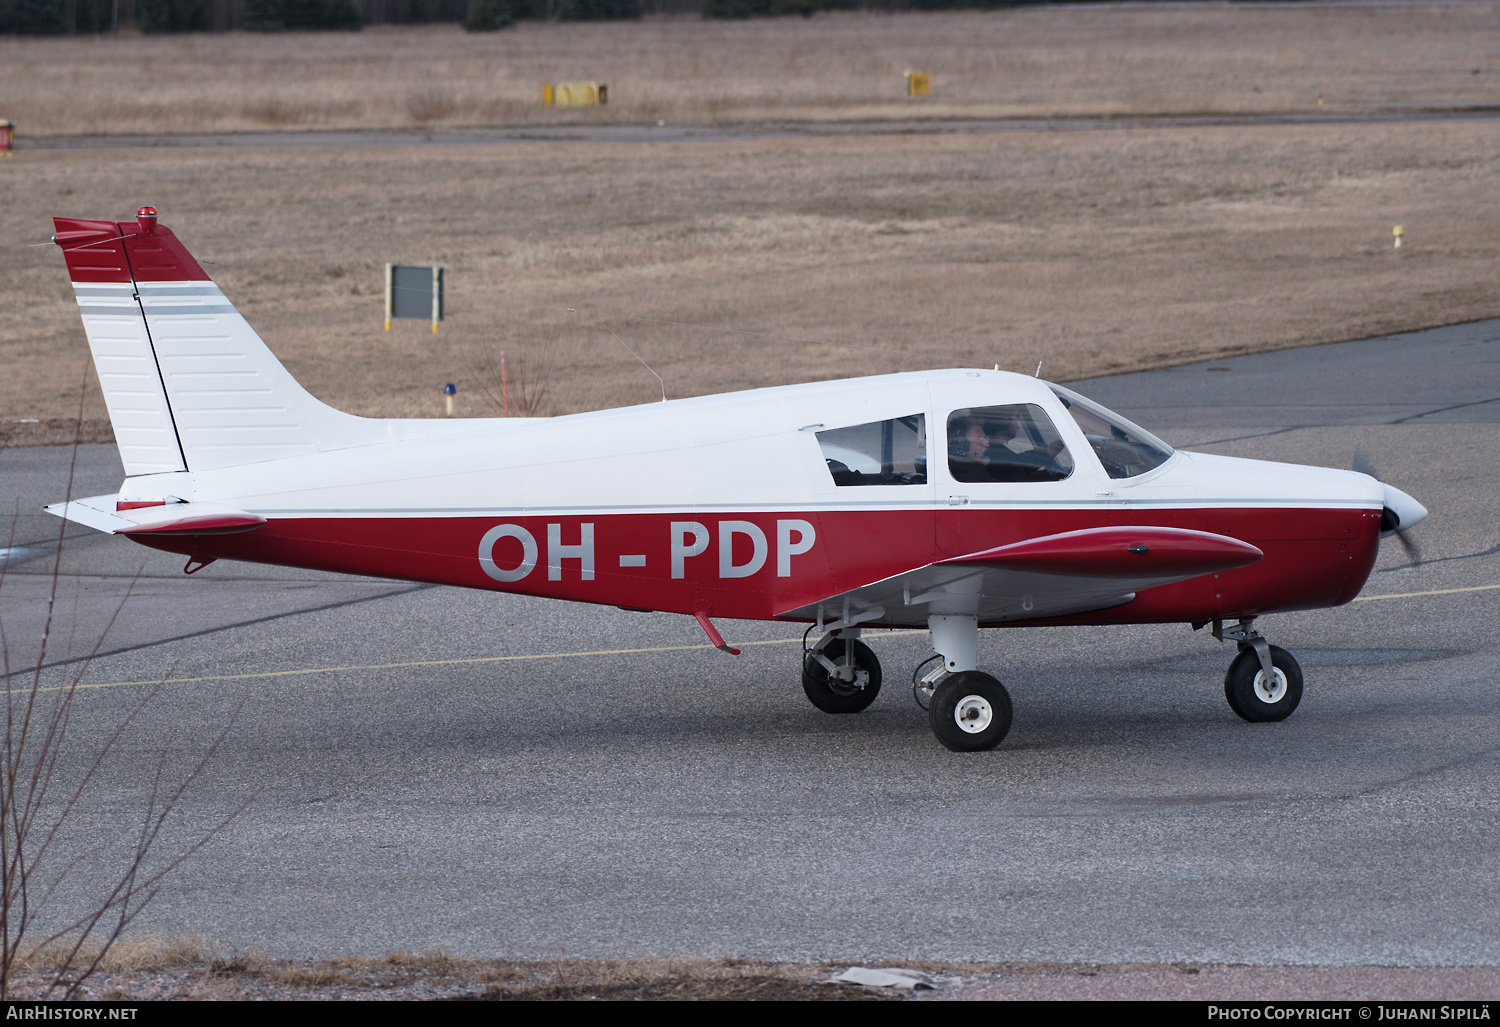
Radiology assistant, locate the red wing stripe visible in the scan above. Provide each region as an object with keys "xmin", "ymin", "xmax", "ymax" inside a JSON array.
[{"xmin": 943, "ymin": 526, "xmax": 1263, "ymax": 579}]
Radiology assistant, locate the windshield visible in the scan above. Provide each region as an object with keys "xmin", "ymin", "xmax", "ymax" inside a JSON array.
[{"xmin": 1050, "ymin": 386, "xmax": 1173, "ymax": 479}]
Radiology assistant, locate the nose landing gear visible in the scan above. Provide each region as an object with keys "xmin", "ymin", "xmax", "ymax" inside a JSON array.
[{"xmin": 1214, "ymin": 619, "xmax": 1304, "ymax": 722}]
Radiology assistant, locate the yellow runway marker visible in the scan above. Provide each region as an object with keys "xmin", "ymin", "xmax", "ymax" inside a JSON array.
[
  {"xmin": 10, "ymin": 630, "xmax": 926, "ymax": 696},
  {"xmin": 1353, "ymin": 583, "xmax": 1500, "ymax": 602}
]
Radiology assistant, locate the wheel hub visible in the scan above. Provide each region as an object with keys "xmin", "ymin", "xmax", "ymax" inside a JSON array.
[
  {"xmin": 1253, "ymin": 668, "xmax": 1288, "ymax": 704},
  {"xmin": 953, "ymin": 695, "xmax": 993, "ymax": 734},
  {"xmin": 828, "ymin": 667, "xmax": 869, "ymax": 695}
]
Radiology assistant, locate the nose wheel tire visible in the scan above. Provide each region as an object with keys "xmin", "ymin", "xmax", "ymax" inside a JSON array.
[
  {"xmin": 802, "ymin": 637, "xmax": 882, "ymax": 713},
  {"xmin": 929, "ymin": 671, "xmax": 1013, "ymax": 752},
  {"xmin": 1224, "ymin": 645, "xmax": 1303, "ymax": 722}
]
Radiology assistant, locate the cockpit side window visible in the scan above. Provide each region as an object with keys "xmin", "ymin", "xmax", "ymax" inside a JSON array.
[
  {"xmin": 817, "ymin": 415, "xmax": 927, "ymax": 486},
  {"xmin": 947, "ymin": 404, "xmax": 1074, "ymax": 484},
  {"xmin": 1050, "ymin": 385, "xmax": 1173, "ymax": 479}
]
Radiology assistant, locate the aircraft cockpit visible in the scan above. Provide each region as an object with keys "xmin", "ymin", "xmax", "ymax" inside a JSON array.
[
  {"xmin": 812, "ymin": 376, "xmax": 1175, "ymax": 489},
  {"xmin": 1048, "ymin": 385, "xmax": 1174, "ymax": 479}
]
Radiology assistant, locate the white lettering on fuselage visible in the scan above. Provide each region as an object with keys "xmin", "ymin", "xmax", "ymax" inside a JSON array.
[
  {"xmin": 478, "ymin": 524, "xmax": 539, "ymax": 582},
  {"xmin": 776, "ymin": 519, "xmax": 815, "ymax": 577},
  {"xmin": 480, "ymin": 519, "xmax": 818, "ymax": 583},
  {"xmin": 671, "ymin": 521, "xmax": 710, "ymax": 579},
  {"xmin": 547, "ymin": 522, "xmax": 595, "ymax": 581},
  {"xmin": 719, "ymin": 521, "xmax": 767, "ymax": 578}
]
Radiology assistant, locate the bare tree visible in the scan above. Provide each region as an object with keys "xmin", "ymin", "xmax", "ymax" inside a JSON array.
[
  {"xmin": 466, "ymin": 332, "xmax": 557, "ymax": 418},
  {"xmin": 0, "ymin": 372, "xmax": 254, "ymax": 999}
]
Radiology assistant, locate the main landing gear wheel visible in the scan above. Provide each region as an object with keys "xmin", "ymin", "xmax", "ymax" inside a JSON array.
[
  {"xmin": 1224, "ymin": 645, "xmax": 1304, "ymax": 723},
  {"xmin": 929, "ymin": 671, "xmax": 1013, "ymax": 752},
  {"xmin": 802, "ymin": 637, "xmax": 882, "ymax": 714}
]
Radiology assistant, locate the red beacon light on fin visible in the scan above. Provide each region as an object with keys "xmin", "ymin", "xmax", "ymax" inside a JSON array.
[{"xmin": 136, "ymin": 206, "xmax": 158, "ymax": 234}]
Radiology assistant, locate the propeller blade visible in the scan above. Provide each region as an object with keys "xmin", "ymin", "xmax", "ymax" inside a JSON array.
[
  {"xmin": 1395, "ymin": 528, "xmax": 1422, "ymax": 567},
  {"xmin": 1352, "ymin": 451, "xmax": 1377, "ymax": 479}
]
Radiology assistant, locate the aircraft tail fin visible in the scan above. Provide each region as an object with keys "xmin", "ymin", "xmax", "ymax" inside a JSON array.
[{"xmin": 54, "ymin": 208, "xmax": 381, "ymax": 477}]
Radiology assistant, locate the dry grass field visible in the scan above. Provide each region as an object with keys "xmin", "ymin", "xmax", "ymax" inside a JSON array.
[
  {"xmin": 3, "ymin": 6, "xmax": 1499, "ymax": 135},
  {"xmin": 2, "ymin": 7, "xmax": 1498, "ymax": 433}
]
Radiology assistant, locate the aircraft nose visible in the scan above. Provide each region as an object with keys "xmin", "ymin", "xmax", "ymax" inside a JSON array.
[{"xmin": 1381, "ymin": 483, "xmax": 1428, "ymax": 533}]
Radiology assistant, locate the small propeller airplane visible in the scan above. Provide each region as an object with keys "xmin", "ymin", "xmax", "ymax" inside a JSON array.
[{"xmin": 45, "ymin": 208, "xmax": 1427, "ymax": 752}]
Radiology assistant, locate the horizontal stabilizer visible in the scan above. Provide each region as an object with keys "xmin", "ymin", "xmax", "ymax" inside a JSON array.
[
  {"xmin": 942, "ymin": 526, "xmax": 1262, "ymax": 579},
  {"xmin": 43, "ymin": 494, "xmax": 132, "ymax": 534},
  {"xmin": 45, "ymin": 496, "xmax": 264, "ymax": 536}
]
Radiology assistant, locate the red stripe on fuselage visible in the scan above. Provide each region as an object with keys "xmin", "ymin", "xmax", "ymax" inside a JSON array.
[{"xmin": 129, "ymin": 506, "xmax": 1382, "ymax": 624}]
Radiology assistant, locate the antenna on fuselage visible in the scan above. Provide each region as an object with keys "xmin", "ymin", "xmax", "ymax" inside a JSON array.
[
  {"xmin": 1035, "ymin": 361, "xmax": 1043, "ymax": 378},
  {"xmin": 598, "ymin": 319, "xmax": 667, "ymax": 403}
]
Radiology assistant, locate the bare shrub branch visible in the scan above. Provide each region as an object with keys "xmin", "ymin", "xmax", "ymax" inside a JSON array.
[
  {"xmin": 466, "ymin": 329, "xmax": 557, "ymax": 419},
  {"xmin": 0, "ymin": 365, "xmax": 253, "ymax": 998}
]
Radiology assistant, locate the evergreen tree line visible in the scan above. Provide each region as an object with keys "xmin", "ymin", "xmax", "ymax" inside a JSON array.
[
  {"xmin": 0, "ymin": 0, "xmax": 640, "ymax": 32},
  {"xmin": 240, "ymin": 0, "xmax": 361, "ymax": 30},
  {"xmin": 463, "ymin": 0, "xmax": 643, "ymax": 31},
  {"xmin": 0, "ymin": 0, "xmax": 1131, "ymax": 32},
  {"xmin": 701, "ymin": 0, "xmax": 1101, "ymax": 16}
]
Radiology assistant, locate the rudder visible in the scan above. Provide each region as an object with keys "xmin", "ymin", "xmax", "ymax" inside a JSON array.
[{"xmin": 55, "ymin": 208, "xmax": 381, "ymax": 477}]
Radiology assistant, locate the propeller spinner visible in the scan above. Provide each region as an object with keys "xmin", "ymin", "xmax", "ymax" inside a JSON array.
[{"xmin": 1354, "ymin": 453, "xmax": 1428, "ymax": 563}]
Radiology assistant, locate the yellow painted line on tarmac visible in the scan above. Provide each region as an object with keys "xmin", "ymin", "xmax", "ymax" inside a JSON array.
[
  {"xmin": 17, "ymin": 586, "xmax": 1500, "ymax": 697},
  {"xmin": 8, "ymin": 629, "xmax": 927, "ymax": 696},
  {"xmin": 1353, "ymin": 583, "xmax": 1500, "ymax": 602}
]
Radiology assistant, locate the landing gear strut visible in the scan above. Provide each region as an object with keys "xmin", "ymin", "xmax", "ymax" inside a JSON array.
[
  {"xmin": 1214, "ymin": 619, "xmax": 1304, "ymax": 722},
  {"xmin": 798, "ymin": 609, "xmax": 1015, "ymax": 751},
  {"xmin": 921, "ymin": 613, "xmax": 1012, "ymax": 752}
]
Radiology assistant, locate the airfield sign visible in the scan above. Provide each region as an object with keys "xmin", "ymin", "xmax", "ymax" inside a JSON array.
[{"xmin": 385, "ymin": 263, "xmax": 444, "ymax": 332}]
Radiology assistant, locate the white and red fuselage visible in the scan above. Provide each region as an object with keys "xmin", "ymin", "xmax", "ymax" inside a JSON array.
[{"xmin": 47, "ymin": 211, "xmax": 1420, "ymax": 640}]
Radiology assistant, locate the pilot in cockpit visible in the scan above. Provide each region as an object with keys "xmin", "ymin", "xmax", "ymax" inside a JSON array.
[
  {"xmin": 955, "ymin": 411, "xmax": 1029, "ymax": 465},
  {"xmin": 961, "ymin": 419, "xmax": 995, "ymax": 461},
  {"xmin": 950, "ymin": 406, "xmax": 1071, "ymax": 483}
]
